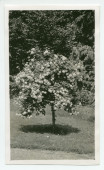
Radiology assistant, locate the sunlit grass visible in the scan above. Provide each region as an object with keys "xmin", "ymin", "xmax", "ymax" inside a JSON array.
[{"xmin": 10, "ymin": 100, "xmax": 94, "ymax": 156}]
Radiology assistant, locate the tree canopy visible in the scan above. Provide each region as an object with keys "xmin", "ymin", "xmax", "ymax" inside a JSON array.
[{"xmin": 15, "ymin": 48, "xmax": 86, "ymax": 128}]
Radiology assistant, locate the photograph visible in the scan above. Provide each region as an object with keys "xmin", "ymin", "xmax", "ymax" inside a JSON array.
[{"xmin": 5, "ymin": 5, "xmax": 99, "ymax": 164}]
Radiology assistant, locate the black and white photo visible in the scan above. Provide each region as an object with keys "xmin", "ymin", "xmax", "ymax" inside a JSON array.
[{"xmin": 5, "ymin": 5, "xmax": 100, "ymax": 164}]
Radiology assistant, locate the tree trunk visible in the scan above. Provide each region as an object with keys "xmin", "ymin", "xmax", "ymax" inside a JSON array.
[{"xmin": 51, "ymin": 104, "xmax": 56, "ymax": 132}]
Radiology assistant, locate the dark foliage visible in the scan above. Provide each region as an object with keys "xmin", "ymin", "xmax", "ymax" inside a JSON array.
[{"xmin": 9, "ymin": 10, "xmax": 94, "ymax": 75}]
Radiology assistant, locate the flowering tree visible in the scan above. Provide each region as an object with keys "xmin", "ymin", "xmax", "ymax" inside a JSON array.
[{"xmin": 15, "ymin": 48, "xmax": 84, "ymax": 129}]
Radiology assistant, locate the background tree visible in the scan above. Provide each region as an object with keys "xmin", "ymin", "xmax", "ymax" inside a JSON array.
[{"xmin": 9, "ymin": 10, "xmax": 94, "ymax": 75}]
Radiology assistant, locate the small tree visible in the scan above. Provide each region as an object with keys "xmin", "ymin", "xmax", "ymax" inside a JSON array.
[{"xmin": 15, "ymin": 48, "xmax": 84, "ymax": 130}]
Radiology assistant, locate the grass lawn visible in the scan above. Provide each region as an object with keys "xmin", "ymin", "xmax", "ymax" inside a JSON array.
[{"xmin": 10, "ymin": 99, "xmax": 95, "ymax": 159}]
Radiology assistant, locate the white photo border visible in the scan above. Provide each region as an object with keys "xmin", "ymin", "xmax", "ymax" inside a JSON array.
[{"xmin": 5, "ymin": 5, "xmax": 100, "ymax": 165}]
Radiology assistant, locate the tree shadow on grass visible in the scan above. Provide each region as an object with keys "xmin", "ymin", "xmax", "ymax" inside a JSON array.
[{"xmin": 20, "ymin": 124, "xmax": 80, "ymax": 135}]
